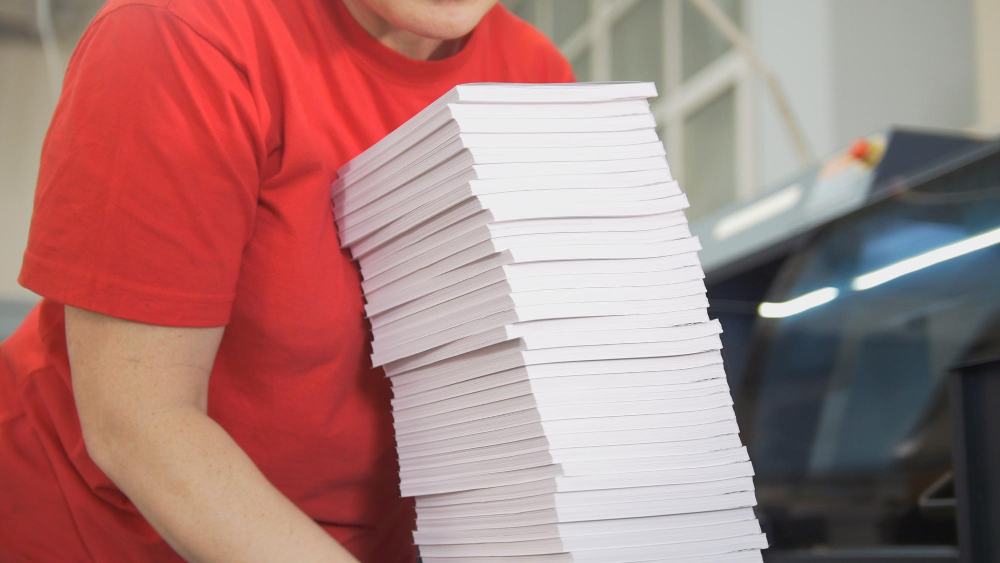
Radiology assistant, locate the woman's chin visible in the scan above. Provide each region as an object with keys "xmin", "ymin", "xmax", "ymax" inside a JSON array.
[{"xmin": 379, "ymin": 0, "xmax": 498, "ymax": 40}]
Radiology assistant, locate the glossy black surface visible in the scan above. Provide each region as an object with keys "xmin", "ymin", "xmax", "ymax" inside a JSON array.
[{"xmin": 718, "ymin": 142, "xmax": 1000, "ymax": 552}]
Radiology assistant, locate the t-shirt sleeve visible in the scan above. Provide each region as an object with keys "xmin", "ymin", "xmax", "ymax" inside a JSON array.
[
  {"xmin": 491, "ymin": 4, "xmax": 575, "ymax": 84},
  {"xmin": 19, "ymin": 5, "xmax": 262, "ymax": 327},
  {"xmin": 545, "ymin": 48, "xmax": 576, "ymax": 83},
  {"xmin": 550, "ymin": 54, "xmax": 576, "ymax": 82}
]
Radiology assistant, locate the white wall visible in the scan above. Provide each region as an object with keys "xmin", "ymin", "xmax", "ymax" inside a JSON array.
[
  {"xmin": 829, "ymin": 0, "xmax": 976, "ymax": 145},
  {"xmin": 751, "ymin": 0, "xmax": 978, "ymax": 192},
  {"xmin": 0, "ymin": 36, "xmax": 57, "ymax": 303},
  {"xmin": 749, "ymin": 0, "xmax": 837, "ymax": 189},
  {"xmin": 973, "ymin": 0, "xmax": 1000, "ymax": 132},
  {"xmin": 0, "ymin": 13, "xmax": 92, "ymax": 305}
]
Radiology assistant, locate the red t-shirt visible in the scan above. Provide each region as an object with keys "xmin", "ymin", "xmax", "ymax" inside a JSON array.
[{"xmin": 0, "ymin": 0, "xmax": 572, "ymax": 560}]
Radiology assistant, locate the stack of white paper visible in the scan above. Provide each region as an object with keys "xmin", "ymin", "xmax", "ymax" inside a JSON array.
[{"xmin": 332, "ymin": 83, "xmax": 766, "ymax": 562}]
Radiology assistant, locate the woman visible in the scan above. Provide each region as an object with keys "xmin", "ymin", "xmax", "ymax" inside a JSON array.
[{"xmin": 0, "ymin": 0, "xmax": 573, "ymax": 560}]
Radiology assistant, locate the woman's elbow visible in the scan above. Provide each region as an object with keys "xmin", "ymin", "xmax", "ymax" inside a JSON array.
[{"xmin": 77, "ymin": 401, "xmax": 132, "ymax": 480}]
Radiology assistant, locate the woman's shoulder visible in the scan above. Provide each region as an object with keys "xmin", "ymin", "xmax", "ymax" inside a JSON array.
[
  {"xmin": 479, "ymin": 3, "xmax": 575, "ymax": 82},
  {"xmin": 89, "ymin": 0, "xmax": 259, "ymax": 65},
  {"xmin": 484, "ymin": 3, "xmax": 561, "ymax": 54}
]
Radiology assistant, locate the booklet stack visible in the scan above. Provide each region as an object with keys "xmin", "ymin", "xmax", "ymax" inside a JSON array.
[{"xmin": 332, "ymin": 83, "xmax": 766, "ymax": 562}]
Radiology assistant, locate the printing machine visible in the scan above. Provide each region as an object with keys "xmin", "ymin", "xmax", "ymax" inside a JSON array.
[{"xmin": 691, "ymin": 129, "xmax": 1000, "ymax": 562}]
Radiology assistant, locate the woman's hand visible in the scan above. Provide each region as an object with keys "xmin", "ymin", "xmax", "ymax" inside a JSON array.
[{"xmin": 67, "ymin": 306, "xmax": 359, "ymax": 563}]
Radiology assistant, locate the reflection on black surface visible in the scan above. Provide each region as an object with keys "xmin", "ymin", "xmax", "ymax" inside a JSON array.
[{"xmin": 725, "ymin": 150, "xmax": 1000, "ymax": 551}]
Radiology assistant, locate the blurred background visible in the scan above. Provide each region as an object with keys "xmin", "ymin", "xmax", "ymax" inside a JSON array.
[
  {"xmin": 3, "ymin": 0, "xmax": 1000, "ymax": 560},
  {"xmin": 507, "ymin": 0, "xmax": 998, "ymax": 218},
  {"xmin": 508, "ymin": 2, "xmax": 1000, "ymax": 560}
]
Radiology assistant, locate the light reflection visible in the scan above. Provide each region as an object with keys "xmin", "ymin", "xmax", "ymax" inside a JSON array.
[
  {"xmin": 852, "ymin": 225, "xmax": 1000, "ymax": 291},
  {"xmin": 759, "ymin": 287, "xmax": 839, "ymax": 318}
]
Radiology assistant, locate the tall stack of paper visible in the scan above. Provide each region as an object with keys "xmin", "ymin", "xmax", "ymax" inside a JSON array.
[{"xmin": 332, "ymin": 83, "xmax": 766, "ymax": 562}]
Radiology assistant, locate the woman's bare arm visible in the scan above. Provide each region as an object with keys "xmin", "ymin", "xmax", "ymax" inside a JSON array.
[{"xmin": 66, "ymin": 306, "xmax": 358, "ymax": 563}]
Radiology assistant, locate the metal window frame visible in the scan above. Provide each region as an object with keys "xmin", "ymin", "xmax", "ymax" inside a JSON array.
[{"xmin": 505, "ymin": 0, "xmax": 756, "ymax": 204}]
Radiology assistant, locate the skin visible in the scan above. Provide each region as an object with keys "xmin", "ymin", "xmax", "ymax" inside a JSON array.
[
  {"xmin": 69, "ymin": 1, "xmax": 497, "ymax": 561},
  {"xmin": 341, "ymin": 0, "xmax": 498, "ymax": 60},
  {"xmin": 70, "ymin": 309, "xmax": 356, "ymax": 563}
]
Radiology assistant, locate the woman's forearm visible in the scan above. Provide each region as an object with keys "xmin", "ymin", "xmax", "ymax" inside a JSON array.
[
  {"xmin": 87, "ymin": 404, "xmax": 358, "ymax": 563},
  {"xmin": 66, "ymin": 307, "xmax": 357, "ymax": 563}
]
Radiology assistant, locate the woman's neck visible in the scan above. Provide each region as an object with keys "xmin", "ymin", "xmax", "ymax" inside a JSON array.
[{"xmin": 340, "ymin": 0, "xmax": 466, "ymax": 60}]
